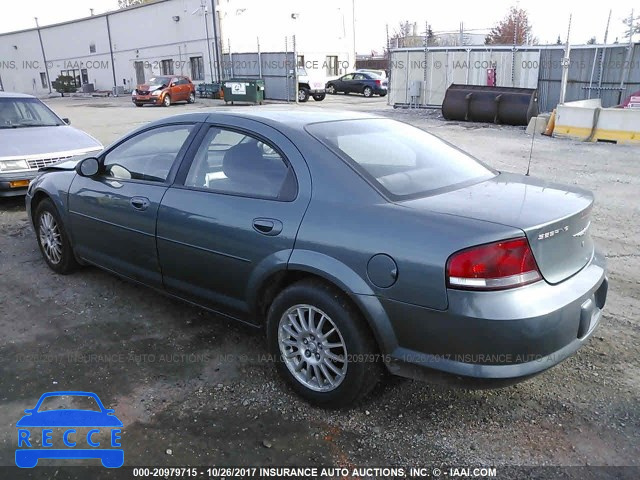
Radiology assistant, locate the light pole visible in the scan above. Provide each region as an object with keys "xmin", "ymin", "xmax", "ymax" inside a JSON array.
[{"xmin": 34, "ymin": 17, "xmax": 52, "ymax": 94}]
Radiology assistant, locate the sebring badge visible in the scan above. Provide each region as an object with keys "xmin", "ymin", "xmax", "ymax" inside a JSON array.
[{"xmin": 538, "ymin": 225, "xmax": 569, "ymax": 240}]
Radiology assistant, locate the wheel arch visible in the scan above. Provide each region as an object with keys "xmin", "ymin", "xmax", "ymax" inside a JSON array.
[{"xmin": 252, "ymin": 251, "xmax": 399, "ymax": 356}]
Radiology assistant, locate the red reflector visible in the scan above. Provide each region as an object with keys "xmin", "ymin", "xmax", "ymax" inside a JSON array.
[{"xmin": 447, "ymin": 238, "xmax": 541, "ymax": 290}]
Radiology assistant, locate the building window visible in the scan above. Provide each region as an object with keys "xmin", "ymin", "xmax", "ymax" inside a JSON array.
[
  {"xmin": 160, "ymin": 59, "xmax": 174, "ymax": 75},
  {"xmin": 297, "ymin": 55, "xmax": 304, "ymax": 68},
  {"xmin": 81, "ymin": 68, "xmax": 89, "ymax": 84},
  {"xmin": 61, "ymin": 69, "xmax": 81, "ymax": 88},
  {"xmin": 190, "ymin": 56, "xmax": 204, "ymax": 81},
  {"xmin": 89, "ymin": 43, "xmax": 96, "ymax": 53},
  {"xmin": 40, "ymin": 72, "xmax": 48, "ymax": 89},
  {"xmin": 325, "ymin": 55, "xmax": 338, "ymax": 76}
]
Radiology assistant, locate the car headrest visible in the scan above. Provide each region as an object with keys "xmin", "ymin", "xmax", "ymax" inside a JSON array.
[{"xmin": 222, "ymin": 142, "xmax": 262, "ymax": 181}]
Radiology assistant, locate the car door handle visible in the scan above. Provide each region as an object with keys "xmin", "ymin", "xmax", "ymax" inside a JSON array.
[
  {"xmin": 253, "ymin": 218, "xmax": 283, "ymax": 236},
  {"xmin": 130, "ymin": 196, "xmax": 150, "ymax": 211}
]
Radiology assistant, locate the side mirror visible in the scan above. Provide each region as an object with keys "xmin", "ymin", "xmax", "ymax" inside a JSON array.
[
  {"xmin": 76, "ymin": 157, "xmax": 100, "ymax": 177},
  {"xmin": 170, "ymin": 82, "xmax": 176, "ymax": 87},
  {"xmin": 62, "ymin": 118, "xmax": 71, "ymax": 125}
]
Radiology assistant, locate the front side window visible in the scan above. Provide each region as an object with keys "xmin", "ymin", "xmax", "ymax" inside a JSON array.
[
  {"xmin": 103, "ymin": 124, "xmax": 194, "ymax": 183},
  {"xmin": 307, "ymin": 119, "xmax": 495, "ymax": 199},
  {"xmin": 0, "ymin": 97, "xmax": 63, "ymax": 128},
  {"xmin": 185, "ymin": 127, "xmax": 291, "ymax": 200}
]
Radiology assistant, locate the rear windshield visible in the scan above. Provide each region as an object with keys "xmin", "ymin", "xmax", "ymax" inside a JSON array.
[{"xmin": 307, "ymin": 118, "xmax": 495, "ymax": 199}]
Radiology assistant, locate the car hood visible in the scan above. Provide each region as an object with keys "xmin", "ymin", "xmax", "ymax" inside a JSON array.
[
  {"xmin": 16, "ymin": 410, "xmax": 123, "ymax": 427},
  {"xmin": 0, "ymin": 126, "xmax": 102, "ymax": 159},
  {"xmin": 137, "ymin": 83, "xmax": 164, "ymax": 91}
]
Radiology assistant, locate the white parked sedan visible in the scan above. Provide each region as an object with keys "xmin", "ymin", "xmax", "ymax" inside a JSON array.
[{"xmin": 0, "ymin": 92, "xmax": 103, "ymax": 197}]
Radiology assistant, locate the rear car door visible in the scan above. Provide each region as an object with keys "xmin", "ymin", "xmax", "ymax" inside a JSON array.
[
  {"xmin": 68, "ymin": 123, "xmax": 199, "ymax": 286},
  {"xmin": 156, "ymin": 117, "xmax": 311, "ymax": 320}
]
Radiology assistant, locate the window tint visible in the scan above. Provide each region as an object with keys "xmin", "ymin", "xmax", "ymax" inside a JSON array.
[
  {"xmin": 342, "ymin": 74, "xmax": 354, "ymax": 81},
  {"xmin": 307, "ymin": 119, "xmax": 495, "ymax": 199},
  {"xmin": 104, "ymin": 124, "xmax": 194, "ymax": 183},
  {"xmin": 353, "ymin": 74, "xmax": 365, "ymax": 80},
  {"xmin": 185, "ymin": 127, "xmax": 290, "ymax": 199}
]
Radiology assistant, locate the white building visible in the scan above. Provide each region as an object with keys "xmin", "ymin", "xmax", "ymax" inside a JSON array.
[{"xmin": 0, "ymin": 0, "xmax": 355, "ymax": 95}]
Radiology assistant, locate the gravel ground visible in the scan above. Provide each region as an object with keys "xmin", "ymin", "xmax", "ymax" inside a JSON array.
[{"xmin": 0, "ymin": 95, "xmax": 638, "ymax": 477}]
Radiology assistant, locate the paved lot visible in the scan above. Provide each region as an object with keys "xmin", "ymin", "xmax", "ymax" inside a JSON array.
[{"xmin": 0, "ymin": 93, "xmax": 638, "ymax": 474}]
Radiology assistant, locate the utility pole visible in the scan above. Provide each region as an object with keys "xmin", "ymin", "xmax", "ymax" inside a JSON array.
[
  {"xmin": 558, "ymin": 14, "xmax": 572, "ymax": 105},
  {"xmin": 34, "ymin": 17, "xmax": 52, "ymax": 94}
]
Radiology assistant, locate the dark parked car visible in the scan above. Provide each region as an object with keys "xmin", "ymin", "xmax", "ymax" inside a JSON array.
[
  {"xmin": 26, "ymin": 111, "xmax": 607, "ymax": 407},
  {"xmin": 132, "ymin": 75, "xmax": 196, "ymax": 107},
  {"xmin": 326, "ymin": 73, "xmax": 387, "ymax": 97}
]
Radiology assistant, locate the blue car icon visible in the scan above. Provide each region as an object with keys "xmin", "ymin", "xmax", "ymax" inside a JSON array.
[{"xmin": 16, "ymin": 391, "xmax": 123, "ymax": 468}]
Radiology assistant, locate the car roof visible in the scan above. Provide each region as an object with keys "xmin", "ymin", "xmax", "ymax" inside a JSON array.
[
  {"xmin": 208, "ymin": 109, "xmax": 382, "ymax": 130},
  {"xmin": 0, "ymin": 91, "xmax": 36, "ymax": 99},
  {"xmin": 143, "ymin": 110, "xmax": 383, "ymax": 135}
]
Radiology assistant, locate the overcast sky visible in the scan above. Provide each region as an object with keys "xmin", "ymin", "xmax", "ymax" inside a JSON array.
[{"xmin": 1, "ymin": 0, "xmax": 637, "ymax": 51}]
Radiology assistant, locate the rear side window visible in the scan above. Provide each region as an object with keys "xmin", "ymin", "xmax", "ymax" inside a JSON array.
[{"xmin": 307, "ymin": 119, "xmax": 495, "ymax": 199}]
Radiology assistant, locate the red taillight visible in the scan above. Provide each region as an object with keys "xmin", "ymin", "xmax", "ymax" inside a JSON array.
[
  {"xmin": 375, "ymin": 79, "xmax": 381, "ymax": 85},
  {"xmin": 446, "ymin": 238, "xmax": 542, "ymax": 290}
]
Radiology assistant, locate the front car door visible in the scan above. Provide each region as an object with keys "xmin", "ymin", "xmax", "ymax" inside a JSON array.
[
  {"xmin": 156, "ymin": 117, "xmax": 311, "ymax": 321},
  {"xmin": 336, "ymin": 74, "xmax": 353, "ymax": 93},
  {"xmin": 68, "ymin": 123, "xmax": 199, "ymax": 286}
]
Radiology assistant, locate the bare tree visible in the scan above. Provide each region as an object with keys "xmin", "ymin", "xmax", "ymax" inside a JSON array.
[
  {"xmin": 118, "ymin": 0, "xmax": 153, "ymax": 8},
  {"xmin": 486, "ymin": 6, "xmax": 534, "ymax": 45},
  {"xmin": 622, "ymin": 12, "xmax": 640, "ymax": 40}
]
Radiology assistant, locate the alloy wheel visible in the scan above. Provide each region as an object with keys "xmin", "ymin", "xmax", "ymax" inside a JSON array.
[
  {"xmin": 39, "ymin": 212, "xmax": 62, "ymax": 265},
  {"xmin": 278, "ymin": 304, "xmax": 348, "ymax": 392}
]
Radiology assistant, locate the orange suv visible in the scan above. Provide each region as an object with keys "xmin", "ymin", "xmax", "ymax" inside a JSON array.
[{"xmin": 132, "ymin": 75, "xmax": 196, "ymax": 107}]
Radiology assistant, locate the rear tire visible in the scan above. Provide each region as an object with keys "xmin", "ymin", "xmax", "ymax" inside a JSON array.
[
  {"xmin": 187, "ymin": 92, "xmax": 196, "ymax": 104},
  {"xmin": 34, "ymin": 198, "xmax": 78, "ymax": 274},
  {"xmin": 267, "ymin": 279, "xmax": 382, "ymax": 408},
  {"xmin": 313, "ymin": 93, "xmax": 326, "ymax": 101},
  {"xmin": 163, "ymin": 94, "xmax": 171, "ymax": 107},
  {"xmin": 326, "ymin": 84, "xmax": 336, "ymax": 95},
  {"xmin": 363, "ymin": 86, "xmax": 373, "ymax": 97},
  {"xmin": 134, "ymin": 103, "xmax": 143, "ymax": 107}
]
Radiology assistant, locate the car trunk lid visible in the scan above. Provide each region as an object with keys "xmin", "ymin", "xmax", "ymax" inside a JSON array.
[{"xmin": 400, "ymin": 172, "xmax": 595, "ymax": 284}]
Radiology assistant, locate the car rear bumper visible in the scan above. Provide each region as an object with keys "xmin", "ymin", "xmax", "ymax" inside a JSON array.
[
  {"xmin": 371, "ymin": 249, "xmax": 607, "ymax": 385},
  {"xmin": 0, "ymin": 170, "xmax": 39, "ymax": 197}
]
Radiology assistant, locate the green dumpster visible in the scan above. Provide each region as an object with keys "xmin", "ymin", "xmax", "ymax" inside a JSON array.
[{"xmin": 222, "ymin": 78, "xmax": 265, "ymax": 105}]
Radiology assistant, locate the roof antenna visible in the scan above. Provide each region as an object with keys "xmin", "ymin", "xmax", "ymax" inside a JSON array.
[{"xmin": 525, "ymin": 115, "xmax": 537, "ymax": 176}]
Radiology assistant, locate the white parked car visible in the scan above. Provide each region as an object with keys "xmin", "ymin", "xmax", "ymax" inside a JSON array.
[{"xmin": 0, "ymin": 92, "xmax": 103, "ymax": 196}]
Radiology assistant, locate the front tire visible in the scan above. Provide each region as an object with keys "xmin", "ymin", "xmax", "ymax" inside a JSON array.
[
  {"xmin": 134, "ymin": 103, "xmax": 143, "ymax": 107},
  {"xmin": 162, "ymin": 94, "xmax": 171, "ymax": 107},
  {"xmin": 298, "ymin": 87, "xmax": 310, "ymax": 103},
  {"xmin": 187, "ymin": 92, "xmax": 196, "ymax": 104},
  {"xmin": 267, "ymin": 280, "xmax": 382, "ymax": 407},
  {"xmin": 35, "ymin": 198, "xmax": 78, "ymax": 274}
]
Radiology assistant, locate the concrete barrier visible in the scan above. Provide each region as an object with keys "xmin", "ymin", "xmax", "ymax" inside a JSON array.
[{"xmin": 554, "ymin": 99, "xmax": 640, "ymax": 144}]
